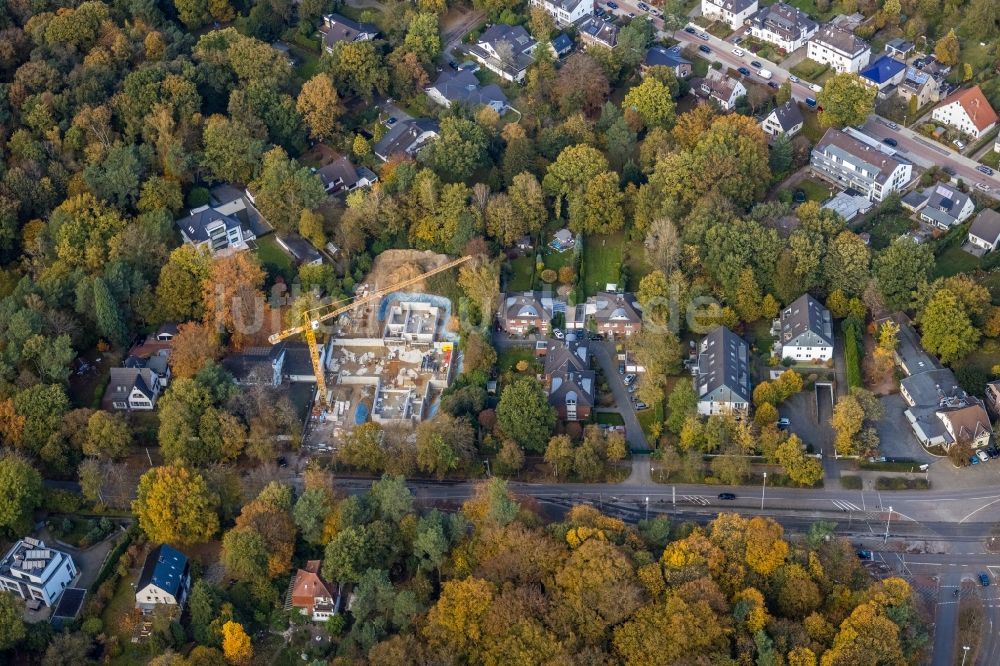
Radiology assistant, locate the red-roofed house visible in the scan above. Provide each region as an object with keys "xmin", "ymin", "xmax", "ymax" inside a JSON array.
[
  {"xmin": 290, "ymin": 561, "xmax": 340, "ymax": 622},
  {"xmin": 931, "ymin": 86, "xmax": 998, "ymax": 140}
]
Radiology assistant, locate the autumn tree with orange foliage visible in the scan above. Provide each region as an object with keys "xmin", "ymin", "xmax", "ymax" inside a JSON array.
[
  {"xmin": 168, "ymin": 321, "xmax": 222, "ymax": 379},
  {"xmin": 202, "ymin": 252, "xmax": 265, "ymax": 351}
]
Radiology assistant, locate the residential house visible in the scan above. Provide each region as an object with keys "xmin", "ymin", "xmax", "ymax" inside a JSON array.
[
  {"xmin": 695, "ymin": 326, "xmax": 752, "ymax": 416},
  {"xmin": 551, "ymin": 33, "xmax": 574, "ymax": 58},
  {"xmin": 700, "ymin": 0, "xmax": 759, "ymax": 30},
  {"xmin": 175, "ymin": 196, "xmax": 259, "ymax": 255},
  {"xmin": 497, "ymin": 292, "xmax": 555, "ymax": 335},
  {"xmin": 425, "ymin": 69, "xmax": 509, "ymax": 113},
  {"xmin": 884, "ymin": 38, "xmax": 914, "ymax": 60},
  {"xmin": 155, "ymin": 323, "xmax": 179, "ymax": 342},
  {"xmin": 318, "ymin": 14, "xmax": 378, "ymax": 54},
  {"xmin": 103, "ymin": 367, "xmax": 161, "ymax": 411},
  {"xmin": 968, "ymin": 209, "xmax": 1000, "ymax": 253},
  {"xmin": 124, "ymin": 353, "xmax": 171, "ymax": 388},
  {"xmin": 222, "ymin": 342, "xmax": 332, "ymax": 386},
  {"xmin": 760, "ymin": 100, "xmax": 804, "ymax": 137},
  {"xmin": 644, "ymin": 45, "xmax": 692, "ymax": 78},
  {"xmin": 135, "ymin": 545, "xmax": 191, "ymax": 614},
  {"xmin": 544, "ymin": 340, "xmax": 595, "ymax": 422},
  {"xmin": 806, "ymin": 23, "xmax": 870, "ymax": 73},
  {"xmin": 276, "ymin": 233, "xmax": 323, "ymax": 266},
  {"xmin": 822, "ymin": 190, "xmax": 874, "ymax": 221},
  {"xmin": 0, "ymin": 538, "xmax": 77, "ymax": 608},
  {"xmin": 463, "ymin": 24, "xmax": 537, "ymax": 83},
  {"xmin": 746, "ymin": 2, "xmax": 818, "ymax": 53},
  {"xmin": 775, "ymin": 294, "xmax": 833, "ymax": 362},
  {"xmin": 984, "ymin": 379, "xmax": 1000, "ymax": 417},
  {"xmin": 698, "ymin": 71, "xmax": 747, "ymax": 112},
  {"xmin": 931, "ymin": 86, "xmax": 999, "ymax": 140},
  {"xmin": 530, "ymin": 0, "xmax": 594, "ymax": 27},
  {"xmin": 810, "ymin": 128, "xmax": 912, "ymax": 201},
  {"xmin": 566, "ymin": 292, "xmax": 642, "ymax": 337},
  {"xmin": 373, "ymin": 118, "xmax": 440, "ymax": 162},
  {"xmin": 859, "ymin": 55, "xmax": 907, "ymax": 97},
  {"xmin": 898, "ymin": 66, "xmax": 944, "ymax": 108},
  {"xmin": 900, "ymin": 183, "xmax": 975, "ymax": 230},
  {"xmin": 316, "ymin": 154, "xmax": 377, "ymax": 196},
  {"xmin": 578, "ymin": 17, "xmax": 618, "ymax": 50},
  {"xmin": 551, "ymin": 228, "xmax": 575, "ymax": 250},
  {"xmin": 290, "ymin": 561, "xmax": 341, "ymax": 622}
]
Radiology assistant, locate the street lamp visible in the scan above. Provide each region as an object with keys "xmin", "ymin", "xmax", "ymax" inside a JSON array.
[
  {"xmin": 645, "ymin": 496, "xmax": 649, "ymax": 521},
  {"xmin": 961, "ymin": 645, "xmax": 970, "ymax": 666},
  {"xmin": 884, "ymin": 506, "xmax": 893, "ymax": 543},
  {"xmin": 761, "ymin": 472, "xmax": 767, "ymax": 511}
]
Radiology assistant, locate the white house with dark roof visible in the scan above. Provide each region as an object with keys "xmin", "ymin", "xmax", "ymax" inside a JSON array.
[
  {"xmin": 775, "ymin": 294, "xmax": 833, "ymax": 362},
  {"xmin": 698, "ymin": 71, "xmax": 746, "ymax": 112},
  {"xmin": 318, "ymin": 14, "xmax": 378, "ymax": 54},
  {"xmin": 463, "ymin": 24, "xmax": 537, "ymax": 83},
  {"xmin": 135, "ymin": 545, "xmax": 191, "ymax": 614},
  {"xmin": 695, "ymin": 326, "xmax": 752, "ymax": 416},
  {"xmin": 901, "ymin": 183, "xmax": 974, "ymax": 230},
  {"xmin": 530, "ymin": 0, "xmax": 593, "ymax": 27},
  {"xmin": 0, "ymin": 538, "xmax": 77, "ymax": 608},
  {"xmin": 760, "ymin": 100, "xmax": 804, "ymax": 137},
  {"xmin": 931, "ymin": 85, "xmax": 999, "ymax": 140},
  {"xmin": 747, "ymin": 2, "xmax": 817, "ymax": 52},
  {"xmin": 701, "ymin": 0, "xmax": 759, "ymax": 30},
  {"xmin": 103, "ymin": 367, "xmax": 161, "ymax": 411},
  {"xmin": 807, "ymin": 23, "xmax": 870, "ymax": 73},
  {"xmin": 176, "ymin": 200, "xmax": 256, "ymax": 255},
  {"xmin": 578, "ymin": 17, "xmax": 618, "ymax": 50},
  {"xmin": 425, "ymin": 69, "xmax": 508, "ymax": 113},
  {"xmin": 810, "ymin": 128, "xmax": 912, "ymax": 201},
  {"xmin": 968, "ymin": 209, "xmax": 1000, "ymax": 253},
  {"xmin": 316, "ymin": 154, "xmax": 377, "ymax": 196},
  {"xmin": 373, "ymin": 118, "xmax": 439, "ymax": 162}
]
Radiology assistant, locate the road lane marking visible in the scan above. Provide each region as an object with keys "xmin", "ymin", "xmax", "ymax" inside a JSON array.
[{"xmin": 959, "ymin": 498, "xmax": 1000, "ymax": 523}]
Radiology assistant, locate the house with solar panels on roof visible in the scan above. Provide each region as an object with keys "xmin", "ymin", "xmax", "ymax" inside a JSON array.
[
  {"xmin": 0, "ymin": 537, "xmax": 77, "ymax": 609},
  {"xmin": 900, "ymin": 182, "xmax": 975, "ymax": 230},
  {"xmin": 694, "ymin": 326, "xmax": 752, "ymax": 417},
  {"xmin": 135, "ymin": 545, "xmax": 191, "ymax": 614}
]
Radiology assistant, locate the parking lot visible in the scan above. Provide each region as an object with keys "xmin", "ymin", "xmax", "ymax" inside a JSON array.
[
  {"xmin": 779, "ymin": 390, "xmax": 833, "ymax": 454},
  {"xmin": 875, "ymin": 394, "xmax": 937, "ymax": 463}
]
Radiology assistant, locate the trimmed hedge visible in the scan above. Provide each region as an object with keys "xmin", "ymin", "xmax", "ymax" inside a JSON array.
[{"xmin": 842, "ymin": 316, "xmax": 863, "ymax": 389}]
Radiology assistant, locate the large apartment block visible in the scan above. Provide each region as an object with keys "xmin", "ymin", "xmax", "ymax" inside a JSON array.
[
  {"xmin": 810, "ymin": 128, "xmax": 912, "ymax": 202},
  {"xmin": 0, "ymin": 538, "xmax": 77, "ymax": 608},
  {"xmin": 695, "ymin": 326, "xmax": 752, "ymax": 416},
  {"xmin": 747, "ymin": 2, "xmax": 817, "ymax": 52}
]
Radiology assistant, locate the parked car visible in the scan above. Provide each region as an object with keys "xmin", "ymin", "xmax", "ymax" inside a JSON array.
[
  {"xmin": 384, "ymin": 116, "xmax": 397, "ymax": 127},
  {"xmin": 606, "ymin": 1, "xmax": 618, "ymax": 8},
  {"xmin": 885, "ymin": 120, "xmax": 899, "ymax": 129},
  {"xmin": 633, "ymin": 401, "xmax": 648, "ymax": 410},
  {"xmin": 768, "ymin": 81, "xmax": 779, "ymax": 89},
  {"xmin": 699, "ymin": 32, "xmax": 710, "ymax": 41},
  {"xmin": 977, "ymin": 450, "xmax": 990, "ymax": 463},
  {"xmin": 636, "ymin": 1, "xmax": 650, "ymax": 10},
  {"xmin": 732, "ymin": 47, "xmax": 745, "ymax": 56},
  {"xmin": 810, "ymin": 83, "xmax": 822, "ymax": 93},
  {"xmin": 943, "ymin": 165, "xmax": 957, "ymax": 176},
  {"xmin": 738, "ymin": 66, "xmax": 751, "ymax": 76},
  {"xmin": 624, "ymin": 373, "xmax": 636, "ymax": 385},
  {"xmin": 805, "ymin": 97, "xmax": 817, "ymax": 108},
  {"xmin": 628, "ymin": 383, "xmax": 638, "ymax": 393},
  {"xmin": 977, "ymin": 183, "xmax": 991, "ymax": 192},
  {"xmin": 971, "ymin": 455, "xmax": 980, "ymax": 465},
  {"xmin": 856, "ymin": 549, "xmax": 873, "ymax": 560},
  {"xmin": 980, "ymin": 572, "xmax": 991, "ymax": 586},
  {"xmin": 788, "ymin": 74, "xmax": 799, "ymax": 83},
  {"xmin": 987, "ymin": 446, "xmax": 1000, "ymax": 459},
  {"xmin": 718, "ymin": 493, "xmax": 736, "ymax": 500},
  {"xmin": 882, "ymin": 137, "xmax": 898, "ymax": 147},
  {"xmin": 589, "ymin": 333, "xmax": 603, "ymax": 341},
  {"xmin": 684, "ymin": 26, "xmax": 697, "ymax": 34},
  {"xmin": 977, "ymin": 164, "xmax": 994, "ymax": 175},
  {"xmin": 953, "ymin": 139, "xmax": 966, "ymax": 150},
  {"xmin": 777, "ymin": 417, "xmax": 790, "ymax": 429},
  {"xmin": 618, "ymin": 363, "xmax": 625, "ymax": 374},
  {"xmin": 757, "ymin": 68, "xmax": 773, "ymax": 80},
  {"xmin": 626, "ymin": 12, "xmax": 635, "ymax": 18},
  {"xmin": 698, "ymin": 44, "xmax": 711, "ymax": 54},
  {"xmin": 277, "ymin": 456, "xmax": 288, "ymax": 468},
  {"xmin": 552, "ymin": 328, "xmax": 565, "ymax": 339}
]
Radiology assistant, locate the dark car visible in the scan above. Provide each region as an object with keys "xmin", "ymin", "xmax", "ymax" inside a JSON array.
[
  {"xmin": 980, "ymin": 572, "xmax": 991, "ymax": 587},
  {"xmin": 942, "ymin": 165, "xmax": 957, "ymax": 176},
  {"xmin": 618, "ymin": 363, "xmax": 625, "ymax": 374},
  {"xmin": 684, "ymin": 26, "xmax": 697, "ymax": 34},
  {"xmin": 988, "ymin": 447, "xmax": 1000, "ymax": 459},
  {"xmin": 448, "ymin": 60, "xmax": 459, "ymax": 69},
  {"xmin": 698, "ymin": 44, "xmax": 711, "ymax": 54},
  {"xmin": 767, "ymin": 81, "xmax": 779, "ymax": 89},
  {"xmin": 882, "ymin": 137, "xmax": 898, "ymax": 147},
  {"xmin": 738, "ymin": 66, "xmax": 751, "ymax": 76},
  {"xmin": 606, "ymin": 1, "xmax": 618, "ymax": 8},
  {"xmin": 276, "ymin": 456, "xmax": 288, "ymax": 468},
  {"xmin": 857, "ymin": 549, "xmax": 873, "ymax": 560},
  {"xmin": 977, "ymin": 164, "xmax": 994, "ymax": 175},
  {"xmin": 718, "ymin": 493, "xmax": 736, "ymax": 500},
  {"xmin": 750, "ymin": 60, "xmax": 763, "ymax": 69},
  {"xmin": 385, "ymin": 116, "xmax": 397, "ymax": 127}
]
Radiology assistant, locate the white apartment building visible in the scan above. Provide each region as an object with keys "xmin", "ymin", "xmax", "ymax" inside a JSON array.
[
  {"xmin": 530, "ymin": 0, "xmax": 593, "ymax": 27},
  {"xmin": 0, "ymin": 538, "xmax": 77, "ymax": 608},
  {"xmin": 701, "ymin": 0, "xmax": 759, "ymax": 30},
  {"xmin": 807, "ymin": 23, "xmax": 870, "ymax": 73}
]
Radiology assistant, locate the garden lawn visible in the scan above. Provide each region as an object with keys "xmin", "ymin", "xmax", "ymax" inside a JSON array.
[
  {"xmin": 507, "ymin": 255, "xmax": 535, "ymax": 291},
  {"xmin": 857, "ymin": 213, "xmax": 913, "ymax": 250},
  {"xmin": 933, "ymin": 245, "xmax": 980, "ymax": 278},
  {"xmin": 789, "ymin": 59, "xmax": 829, "ymax": 83},
  {"xmin": 799, "ymin": 107, "xmax": 824, "ymax": 142},
  {"xmin": 797, "ymin": 178, "xmax": 831, "ymax": 202},
  {"xmin": 498, "ymin": 348, "xmax": 541, "ymax": 374},
  {"xmin": 254, "ymin": 235, "xmax": 295, "ymax": 277},
  {"xmin": 102, "ymin": 564, "xmax": 148, "ymax": 666},
  {"xmin": 583, "ymin": 233, "xmax": 624, "ymax": 296},
  {"xmin": 594, "ymin": 412, "xmax": 625, "ymax": 426},
  {"xmin": 981, "ymin": 151, "xmax": 1000, "ymax": 170}
]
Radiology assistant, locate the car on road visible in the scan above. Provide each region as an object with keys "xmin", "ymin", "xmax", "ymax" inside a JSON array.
[
  {"xmin": 805, "ymin": 97, "xmax": 817, "ymax": 108},
  {"xmin": 977, "ymin": 450, "xmax": 989, "ymax": 463},
  {"xmin": 699, "ymin": 44, "xmax": 711, "ymax": 53},
  {"xmin": 738, "ymin": 66, "xmax": 751, "ymax": 76},
  {"xmin": 810, "ymin": 83, "xmax": 822, "ymax": 92},
  {"xmin": 627, "ymin": 11, "xmax": 635, "ymax": 18},
  {"xmin": 684, "ymin": 26, "xmax": 697, "ymax": 34},
  {"xmin": 980, "ymin": 572, "xmax": 991, "ymax": 586},
  {"xmin": 767, "ymin": 81, "xmax": 779, "ymax": 89},
  {"xmin": 856, "ymin": 549, "xmax": 873, "ymax": 560},
  {"xmin": 624, "ymin": 373, "xmax": 636, "ymax": 385},
  {"xmin": 750, "ymin": 60, "xmax": 762, "ymax": 68},
  {"xmin": 977, "ymin": 164, "xmax": 994, "ymax": 175},
  {"xmin": 732, "ymin": 47, "xmax": 745, "ymax": 56},
  {"xmin": 606, "ymin": 1, "xmax": 618, "ymax": 8},
  {"xmin": 882, "ymin": 137, "xmax": 897, "ymax": 147},
  {"xmin": 718, "ymin": 493, "xmax": 736, "ymax": 500},
  {"xmin": 777, "ymin": 417, "xmax": 790, "ymax": 429},
  {"xmin": 943, "ymin": 165, "xmax": 957, "ymax": 176},
  {"xmin": 637, "ymin": 1, "xmax": 649, "ymax": 10},
  {"xmin": 757, "ymin": 68, "xmax": 773, "ymax": 79},
  {"xmin": 971, "ymin": 455, "xmax": 980, "ymax": 465},
  {"xmin": 384, "ymin": 116, "xmax": 397, "ymax": 127},
  {"xmin": 618, "ymin": 363, "xmax": 625, "ymax": 374},
  {"xmin": 977, "ymin": 183, "xmax": 991, "ymax": 192},
  {"xmin": 552, "ymin": 328, "xmax": 565, "ymax": 339},
  {"xmin": 788, "ymin": 74, "xmax": 799, "ymax": 83},
  {"xmin": 699, "ymin": 32, "xmax": 710, "ymax": 40}
]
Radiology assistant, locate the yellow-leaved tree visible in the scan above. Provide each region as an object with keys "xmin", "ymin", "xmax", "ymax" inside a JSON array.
[
  {"xmin": 132, "ymin": 464, "xmax": 220, "ymax": 546},
  {"xmin": 222, "ymin": 620, "xmax": 252, "ymax": 665}
]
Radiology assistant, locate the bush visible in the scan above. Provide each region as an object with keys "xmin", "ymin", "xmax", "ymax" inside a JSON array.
[
  {"xmin": 540, "ymin": 269, "xmax": 557, "ymax": 283},
  {"xmin": 44, "ymin": 488, "xmax": 83, "ymax": 514},
  {"xmin": 875, "ymin": 477, "xmax": 930, "ymax": 490},
  {"xmin": 81, "ymin": 617, "xmax": 104, "ymax": 636},
  {"xmin": 186, "ymin": 186, "xmax": 210, "ymax": 208},
  {"xmin": 842, "ymin": 317, "xmax": 863, "ymax": 389},
  {"xmin": 840, "ymin": 475, "xmax": 863, "ymax": 489}
]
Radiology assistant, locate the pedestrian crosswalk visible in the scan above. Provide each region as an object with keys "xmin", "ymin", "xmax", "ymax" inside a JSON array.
[
  {"xmin": 681, "ymin": 495, "xmax": 710, "ymax": 505},
  {"xmin": 831, "ymin": 499, "xmax": 863, "ymax": 511}
]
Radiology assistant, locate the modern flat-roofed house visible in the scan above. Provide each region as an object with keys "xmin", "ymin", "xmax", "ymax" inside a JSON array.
[
  {"xmin": 463, "ymin": 24, "xmax": 537, "ymax": 83},
  {"xmin": 318, "ymin": 14, "xmax": 378, "ymax": 53},
  {"xmin": 290, "ymin": 560, "xmax": 341, "ymax": 622},
  {"xmin": 695, "ymin": 326, "xmax": 751, "ymax": 416},
  {"xmin": 529, "ymin": 0, "xmax": 593, "ymax": 27},
  {"xmin": 425, "ymin": 69, "xmax": 509, "ymax": 113},
  {"xmin": 176, "ymin": 200, "xmax": 256, "ymax": 255},
  {"xmin": 884, "ymin": 37, "xmax": 914, "ymax": 60},
  {"xmin": 0, "ymin": 538, "xmax": 77, "ymax": 608},
  {"xmin": 698, "ymin": 71, "xmax": 747, "ymax": 112},
  {"xmin": 103, "ymin": 367, "xmax": 162, "ymax": 411},
  {"xmin": 135, "ymin": 545, "xmax": 191, "ymax": 614},
  {"xmin": 859, "ymin": 55, "xmax": 906, "ymax": 97},
  {"xmin": 901, "ymin": 183, "xmax": 974, "ymax": 230},
  {"xmin": 775, "ymin": 294, "xmax": 833, "ymax": 362},
  {"xmin": 544, "ymin": 340, "xmax": 595, "ymax": 422},
  {"xmin": 807, "ymin": 23, "xmax": 870, "ymax": 73},
  {"xmin": 701, "ymin": 0, "xmax": 759, "ymax": 30},
  {"xmin": 810, "ymin": 128, "xmax": 912, "ymax": 201},
  {"xmin": 968, "ymin": 209, "xmax": 1000, "ymax": 253},
  {"xmin": 931, "ymin": 86, "xmax": 998, "ymax": 140},
  {"xmin": 373, "ymin": 118, "xmax": 440, "ymax": 162},
  {"xmin": 761, "ymin": 100, "xmax": 804, "ymax": 137},
  {"xmin": 316, "ymin": 154, "xmax": 377, "ymax": 196},
  {"xmin": 578, "ymin": 17, "xmax": 618, "ymax": 50},
  {"xmin": 498, "ymin": 292, "xmax": 555, "ymax": 335},
  {"xmin": 747, "ymin": 2, "xmax": 817, "ymax": 52},
  {"xmin": 643, "ymin": 45, "xmax": 692, "ymax": 78}
]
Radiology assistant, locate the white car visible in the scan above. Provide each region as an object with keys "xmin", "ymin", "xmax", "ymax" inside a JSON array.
[
  {"xmin": 552, "ymin": 329, "xmax": 565, "ymax": 339},
  {"xmin": 624, "ymin": 373, "xmax": 636, "ymax": 385},
  {"xmin": 976, "ymin": 183, "xmax": 991, "ymax": 192},
  {"xmin": 732, "ymin": 47, "xmax": 745, "ymax": 57},
  {"xmin": 788, "ymin": 75, "xmax": 799, "ymax": 83},
  {"xmin": 953, "ymin": 139, "xmax": 966, "ymax": 150},
  {"xmin": 810, "ymin": 83, "xmax": 822, "ymax": 92},
  {"xmin": 977, "ymin": 450, "xmax": 990, "ymax": 463}
]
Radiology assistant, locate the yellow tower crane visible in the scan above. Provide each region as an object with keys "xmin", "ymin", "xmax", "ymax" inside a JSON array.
[{"xmin": 268, "ymin": 255, "xmax": 474, "ymax": 408}]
